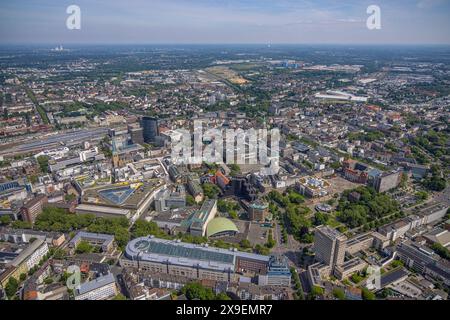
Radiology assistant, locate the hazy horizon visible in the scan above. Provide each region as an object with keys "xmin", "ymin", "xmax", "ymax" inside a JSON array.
[{"xmin": 1, "ymin": 0, "xmax": 450, "ymax": 45}]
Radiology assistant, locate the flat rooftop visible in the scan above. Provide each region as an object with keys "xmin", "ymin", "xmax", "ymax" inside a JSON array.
[
  {"xmin": 81, "ymin": 179, "xmax": 164, "ymax": 210},
  {"xmin": 76, "ymin": 273, "xmax": 116, "ymax": 296},
  {"xmin": 316, "ymin": 225, "xmax": 347, "ymax": 241},
  {"xmin": 75, "ymin": 204, "xmax": 130, "ymax": 216},
  {"xmin": 125, "ymin": 236, "xmax": 269, "ymax": 272}
]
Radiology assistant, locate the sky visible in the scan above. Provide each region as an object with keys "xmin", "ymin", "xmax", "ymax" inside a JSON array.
[{"xmin": 0, "ymin": 0, "xmax": 449, "ymax": 45}]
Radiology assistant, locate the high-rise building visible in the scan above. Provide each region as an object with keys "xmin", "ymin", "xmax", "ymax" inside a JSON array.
[
  {"xmin": 21, "ymin": 194, "xmax": 48, "ymax": 224},
  {"xmin": 128, "ymin": 124, "xmax": 144, "ymax": 145},
  {"xmin": 258, "ymin": 254, "xmax": 292, "ymax": 286},
  {"xmin": 313, "ymin": 225, "xmax": 347, "ymax": 269},
  {"xmin": 248, "ymin": 201, "xmax": 269, "ymax": 221},
  {"xmin": 372, "ymin": 170, "xmax": 401, "ymax": 193},
  {"xmin": 142, "ymin": 116, "xmax": 159, "ymax": 143},
  {"xmin": 232, "ymin": 176, "xmax": 256, "ymax": 201}
]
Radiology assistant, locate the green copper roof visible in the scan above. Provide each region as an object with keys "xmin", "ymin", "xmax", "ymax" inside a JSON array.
[
  {"xmin": 250, "ymin": 201, "xmax": 268, "ymax": 209},
  {"xmin": 206, "ymin": 217, "xmax": 239, "ymax": 238}
]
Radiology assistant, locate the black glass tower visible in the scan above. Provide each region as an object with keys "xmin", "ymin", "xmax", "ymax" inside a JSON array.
[{"xmin": 142, "ymin": 116, "xmax": 159, "ymax": 143}]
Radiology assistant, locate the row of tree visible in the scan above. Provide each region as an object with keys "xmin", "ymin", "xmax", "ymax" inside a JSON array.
[
  {"xmin": 181, "ymin": 282, "xmax": 230, "ymax": 300},
  {"xmin": 268, "ymin": 190, "xmax": 313, "ymax": 243}
]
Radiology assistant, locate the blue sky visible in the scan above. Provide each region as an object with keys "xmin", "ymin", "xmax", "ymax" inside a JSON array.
[{"xmin": 0, "ymin": 0, "xmax": 449, "ymax": 44}]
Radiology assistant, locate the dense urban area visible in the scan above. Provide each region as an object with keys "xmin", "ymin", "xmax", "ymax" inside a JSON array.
[{"xmin": 0, "ymin": 44, "xmax": 449, "ymax": 301}]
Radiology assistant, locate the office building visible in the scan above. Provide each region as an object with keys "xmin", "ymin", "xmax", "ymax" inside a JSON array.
[
  {"xmin": 69, "ymin": 231, "xmax": 115, "ymax": 253},
  {"xmin": 0, "ymin": 227, "xmax": 65, "ymax": 247},
  {"xmin": 334, "ymin": 257, "xmax": 367, "ymax": 280},
  {"xmin": 74, "ymin": 273, "xmax": 118, "ymax": 300},
  {"xmin": 313, "ymin": 226, "xmax": 347, "ymax": 270},
  {"xmin": 154, "ymin": 186, "xmax": 186, "ymax": 212},
  {"xmin": 142, "ymin": 116, "xmax": 159, "ymax": 143},
  {"xmin": 128, "ymin": 124, "xmax": 144, "ymax": 145},
  {"xmin": 21, "ymin": 194, "xmax": 48, "ymax": 224},
  {"xmin": 165, "ymin": 185, "xmax": 186, "ymax": 209},
  {"xmin": 232, "ymin": 176, "xmax": 256, "ymax": 202},
  {"xmin": 372, "ymin": 170, "xmax": 401, "ymax": 193},
  {"xmin": 345, "ymin": 233, "xmax": 374, "ymax": 255},
  {"xmin": 258, "ymin": 255, "xmax": 291, "ymax": 286}
]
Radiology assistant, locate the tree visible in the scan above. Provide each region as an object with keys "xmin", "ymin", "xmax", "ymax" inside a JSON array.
[
  {"xmin": 362, "ymin": 287, "xmax": 376, "ymax": 300},
  {"xmin": 215, "ymin": 292, "xmax": 231, "ymax": 300},
  {"xmin": 313, "ymin": 212, "xmax": 329, "ymax": 226},
  {"xmin": 203, "ymin": 183, "xmax": 220, "ymax": 199},
  {"xmin": 11, "ymin": 220, "xmax": 32, "ymax": 229},
  {"xmin": 218, "ymin": 199, "xmax": 228, "ymax": 213},
  {"xmin": 239, "ymin": 239, "xmax": 252, "ymax": 249},
  {"xmin": 19, "ymin": 273, "xmax": 27, "ymax": 281},
  {"xmin": 415, "ymin": 191, "xmax": 428, "ymax": 201},
  {"xmin": 113, "ymin": 227, "xmax": 131, "ymax": 250},
  {"xmin": 309, "ymin": 286, "xmax": 324, "ymax": 299},
  {"xmin": 291, "ymin": 267, "xmax": 304, "ymax": 300},
  {"xmin": 75, "ymin": 240, "xmax": 93, "ymax": 254},
  {"xmin": 131, "ymin": 220, "xmax": 168, "ymax": 239},
  {"xmin": 332, "ymin": 288, "xmax": 346, "ymax": 300},
  {"xmin": 336, "ymin": 186, "xmax": 399, "ymax": 228},
  {"xmin": 330, "ymin": 161, "xmax": 341, "ymax": 170},
  {"xmin": 266, "ymin": 229, "xmax": 276, "ymax": 248},
  {"xmin": 431, "ymin": 243, "xmax": 450, "ymax": 260},
  {"xmin": 254, "ymin": 244, "xmax": 270, "ymax": 255},
  {"xmin": 351, "ymin": 273, "xmax": 364, "ymax": 284},
  {"xmin": 229, "ymin": 164, "xmax": 241, "ymax": 176},
  {"xmin": 391, "ymin": 260, "xmax": 404, "ymax": 268},
  {"xmin": 181, "ymin": 282, "xmax": 215, "ymax": 300},
  {"xmin": 378, "ymin": 288, "xmax": 394, "ymax": 298},
  {"xmin": 399, "ymin": 173, "xmax": 408, "ymax": 188},
  {"xmin": 65, "ymin": 194, "xmax": 77, "ymax": 202},
  {"xmin": 288, "ymin": 190, "xmax": 305, "ymax": 204},
  {"xmin": 113, "ymin": 293, "xmax": 127, "ymax": 300},
  {"xmin": 0, "ymin": 215, "xmax": 11, "ymax": 225},
  {"xmin": 44, "ymin": 277, "xmax": 54, "ymax": 285},
  {"xmin": 186, "ymin": 195, "xmax": 196, "ymax": 206},
  {"xmin": 228, "ymin": 210, "xmax": 238, "ymax": 219},
  {"xmin": 53, "ymin": 248, "xmax": 66, "ymax": 260},
  {"xmin": 37, "ymin": 155, "xmax": 50, "ymax": 173},
  {"xmin": 217, "ymin": 199, "xmax": 240, "ymax": 219},
  {"xmin": 423, "ymin": 176, "xmax": 446, "ymax": 192},
  {"xmin": 268, "ymin": 190, "xmax": 289, "ymax": 207},
  {"xmin": 5, "ymin": 277, "xmax": 19, "ymax": 299},
  {"xmin": 33, "ymin": 206, "xmax": 94, "ymax": 232}
]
